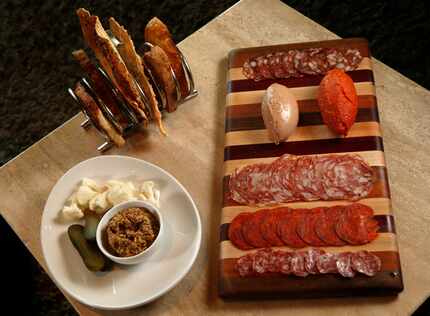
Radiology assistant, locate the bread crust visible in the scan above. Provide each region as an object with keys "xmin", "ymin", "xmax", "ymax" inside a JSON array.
[
  {"xmin": 74, "ymin": 82, "xmax": 125, "ymax": 147},
  {"xmin": 145, "ymin": 17, "xmax": 188, "ymax": 98}
]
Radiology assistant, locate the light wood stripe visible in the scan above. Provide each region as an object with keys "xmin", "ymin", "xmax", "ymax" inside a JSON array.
[
  {"xmin": 220, "ymin": 233, "xmax": 396, "ymax": 259},
  {"xmin": 226, "ymin": 82, "xmax": 375, "ymax": 107},
  {"xmin": 221, "ymin": 197, "xmax": 392, "ymax": 224},
  {"xmin": 223, "ymin": 150, "xmax": 385, "ymax": 175},
  {"xmin": 228, "ymin": 57, "xmax": 373, "ymax": 81},
  {"xmin": 225, "ymin": 122, "xmax": 381, "ymax": 147}
]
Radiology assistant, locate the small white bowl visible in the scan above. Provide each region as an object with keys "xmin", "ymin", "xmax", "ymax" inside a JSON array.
[{"xmin": 96, "ymin": 200, "xmax": 163, "ymax": 265}]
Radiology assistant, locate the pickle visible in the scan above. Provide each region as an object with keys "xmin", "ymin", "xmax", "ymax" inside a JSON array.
[
  {"xmin": 84, "ymin": 214, "xmax": 100, "ymax": 241},
  {"xmin": 68, "ymin": 224, "xmax": 106, "ymax": 272}
]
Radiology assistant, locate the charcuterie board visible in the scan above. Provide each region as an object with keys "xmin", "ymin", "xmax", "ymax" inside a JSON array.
[{"xmin": 219, "ymin": 38, "xmax": 403, "ymax": 298}]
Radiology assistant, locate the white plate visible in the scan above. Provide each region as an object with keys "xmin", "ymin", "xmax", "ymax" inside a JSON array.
[{"xmin": 41, "ymin": 156, "xmax": 202, "ymax": 310}]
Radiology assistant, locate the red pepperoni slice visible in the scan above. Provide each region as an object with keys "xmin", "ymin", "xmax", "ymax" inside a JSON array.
[
  {"xmin": 228, "ymin": 212, "xmax": 254, "ymax": 250},
  {"xmin": 291, "ymin": 252, "xmax": 309, "ymax": 277},
  {"xmin": 315, "ymin": 205, "xmax": 347, "ymax": 246},
  {"xmin": 336, "ymin": 252, "xmax": 355, "ymax": 278},
  {"xmin": 253, "ymin": 248, "xmax": 273, "ymax": 274},
  {"xmin": 351, "ymin": 251, "xmax": 381, "ymax": 276},
  {"xmin": 236, "ymin": 253, "xmax": 255, "ymax": 277},
  {"xmin": 317, "ymin": 252, "xmax": 339, "ymax": 274},
  {"xmin": 336, "ymin": 203, "xmax": 379, "ymax": 245},
  {"xmin": 278, "ymin": 209, "xmax": 307, "ymax": 248},
  {"xmin": 242, "ymin": 210, "xmax": 271, "ymax": 248},
  {"xmin": 296, "ymin": 207, "xmax": 326, "ymax": 246},
  {"xmin": 260, "ymin": 209, "xmax": 284, "ymax": 246}
]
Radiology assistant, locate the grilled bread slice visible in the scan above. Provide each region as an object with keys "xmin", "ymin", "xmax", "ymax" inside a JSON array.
[
  {"xmin": 144, "ymin": 17, "xmax": 188, "ymax": 99},
  {"xmin": 76, "ymin": 8, "xmax": 147, "ymax": 122},
  {"xmin": 108, "ymin": 18, "xmax": 167, "ymax": 136},
  {"xmin": 74, "ymin": 82, "xmax": 125, "ymax": 147},
  {"xmin": 144, "ymin": 45, "xmax": 177, "ymax": 113}
]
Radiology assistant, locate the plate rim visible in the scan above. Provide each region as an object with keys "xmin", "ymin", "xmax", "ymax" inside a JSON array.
[{"xmin": 40, "ymin": 155, "xmax": 202, "ymax": 310}]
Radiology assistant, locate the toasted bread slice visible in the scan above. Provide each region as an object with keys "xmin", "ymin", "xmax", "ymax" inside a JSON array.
[
  {"xmin": 76, "ymin": 8, "xmax": 147, "ymax": 122},
  {"xmin": 72, "ymin": 49, "xmax": 129, "ymax": 129},
  {"xmin": 144, "ymin": 17, "xmax": 188, "ymax": 98},
  {"xmin": 108, "ymin": 18, "xmax": 167, "ymax": 136},
  {"xmin": 74, "ymin": 82, "xmax": 125, "ymax": 147},
  {"xmin": 144, "ymin": 45, "xmax": 177, "ymax": 113}
]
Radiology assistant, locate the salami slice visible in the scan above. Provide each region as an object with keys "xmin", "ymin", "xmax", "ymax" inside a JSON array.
[
  {"xmin": 315, "ymin": 206, "xmax": 347, "ymax": 246},
  {"xmin": 296, "ymin": 207, "xmax": 327, "ymax": 246},
  {"xmin": 336, "ymin": 252, "xmax": 355, "ymax": 278},
  {"xmin": 303, "ymin": 248, "xmax": 325, "ymax": 274},
  {"xmin": 290, "ymin": 252, "xmax": 309, "ymax": 277},
  {"xmin": 336, "ymin": 203, "xmax": 379, "ymax": 245},
  {"xmin": 236, "ymin": 253, "xmax": 255, "ymax": 277},
  {"xmin": 261, "ymin": 209, "xmax": 285, "ymax": 246},
  {"xmin": 278, "ymin": 251, "xmax": 293, "ymax": 274},
  {"xmin": 242, "ymin": 210, "xmax": 271, "ymax": 248},
  {"xmin": 253, "ymin": 248, "xmax": 273, "ymax": 274},
  {"xmin": 279, "ymin": 209, "xmax": 307, "ymax": 248},
  {"xmin": 228, "ymin": 212, "xmax": 254, "ymax": 250},
  {"xmin": 317, "ymin": 253, "xmax": 339, "ymax": 274},
  {"xmin": 351, "ymin": 251, "xmax": 381, "ymax": 276},
  {"xmin": 267, "ymin": 250, "xmax": 285, "ymax": 273}
]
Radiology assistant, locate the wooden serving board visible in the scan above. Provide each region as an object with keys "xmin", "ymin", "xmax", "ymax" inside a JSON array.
[{"xmin": 219, "ymin": 38, "xmax": 403, "ymax": 298}]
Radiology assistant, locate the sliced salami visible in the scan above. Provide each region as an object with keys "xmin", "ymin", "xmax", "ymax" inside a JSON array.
[
  {"xmin": 228, "ymin": 212, "xmax": 254, "ymax": 250},
  {"xmin": 278, "ymin": 251, "xmax": 293, "ymax": 274},
  {"xmin": 317, "ymin": 253, "xmax": 339, "ymax": 274},
  {"xmin": 261, "ymin": 209, "xmax": 285, "ymax": 246},
  {"xmin": 303, "ymin": 248, "xmax": 325, "ymax": 274},
  {"xmin": 296, "ymin": 207, "xmax": 326, "ymax": 246},
  {"xmin": 315, "ymin": 205, "xmax": 347, "ymax": 246},
  {"xmin": 236, "ymin": 253, "xmax": 254, "ymax": 277},
  {"xmin": 242, "ymin": 210, "xmax": 271, "ymax": 248},
  {"xmin": 336, "ymin": 252, "xmax": 355, "ymax": 278},
  {"xmin": 351, "ymin": 251, "xmax": 381, "ymax": 276},
  {"xmin": 278, "ymin": 209, "xmax": 307, "ymax": 248},
  {"xmin": 290, "ymin": 252, "xmax": 309, "ymax": 277},
  {"xmin": 253, "ymin": 248, "xmax": 273, "ymax": 274}
]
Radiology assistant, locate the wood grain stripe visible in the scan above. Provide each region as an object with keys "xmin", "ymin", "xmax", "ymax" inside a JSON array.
[
  {"xmin": 227, "ymin": 96, "xmax": 377, "ymax": 117},
  {"xmin": 221, "ymin": 197, "xmax": 392, "ymax": 224},
  {"xmin": 226, "ymin": 108, "xmax": 379, "ymax": 132},
  {"xmin": 220, "ymin": 233, "xmax": 396, "ymax": 259},
  {"xmin": 223, "ymin": 151, "xmax": 386, "ymax": 175},
  {"xmin": 226, "ymin": 82, "xmax": 375, "ymax": 106},
  {"xmin": 224, "ymin": 136, "xmax": 383, "ymax": 161},
  {"xmin": 228, "ymin": 67, "xmax": 373, "ymax": 88},
  {"xmin": 225, "ymin": 122, "xmax": 381, "ymax": 147},
  {"xmin": 219, "ymin": 214, "xmax": 395, "ymax": 243}
]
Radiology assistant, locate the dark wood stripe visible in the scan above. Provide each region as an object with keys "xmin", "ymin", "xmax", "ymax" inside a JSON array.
[
  {"xmin": 219, "ymin": 252, "xmax": 403, "ymax": 298},
  {"xmin": 219, "ymin": 214, "xmax": 395, "ymax": 242},
  {"xmin": 228, "ymin": 70, "xmax": 373, "ymax": 92},
  {"xmin": 222, "ymin": 166, "xmax": 391, "ymax": 207},
  {"xmin": 226, "ymin": 95, "xmax": 377, "ymax": 117},
  {"xmin": 224, "ymin": 136, "xmax": 383, "ymax": 161},
  {"xmin": 226, "ymin": 108, "xmax": 379, "ymax": 132},
  {"xmin": 229, "ymin": 38, "xmax": 371, "ymax": 68}
]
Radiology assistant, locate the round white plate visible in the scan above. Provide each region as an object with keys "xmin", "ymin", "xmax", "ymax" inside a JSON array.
[{"xmin": 41, "ymin": 156, "xmax": 201, "ymax": 310}]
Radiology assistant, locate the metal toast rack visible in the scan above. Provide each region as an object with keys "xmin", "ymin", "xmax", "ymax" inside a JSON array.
[{"xmin": 68, "ymin": 33, "xmax": 198, "ymax": 152}]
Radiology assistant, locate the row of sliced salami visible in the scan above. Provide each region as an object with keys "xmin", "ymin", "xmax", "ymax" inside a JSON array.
[
  {"xmin": 228, "ymin": 203, "xmax": 379, "ymax": 250},
  {"xmin": 242, "ymin": 48, "xmax": 363, "ymax": 81},
  {"xmin": 236, "ymin": 248, "xmax": 381, "ymax": 278},
  {"xmin": 229, "ymin": 153, "xmax": 374, "ymax": 206}
]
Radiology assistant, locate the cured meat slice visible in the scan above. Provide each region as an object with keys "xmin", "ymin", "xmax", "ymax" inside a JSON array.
[
  {"xmin": 290, "ymin": 156, "xmax": 319, "ymax": 201},
  {"xmin": 260, "ymin": 209, "xmax": 284, "ymax": 246},
  {"xmin": 290, "ymin": 252, "xmax": 309, "ymax": 277},
  {"xmin": 351, "ymin": 251, "xmax": 381, "ymax": 276},
  {"xmin": 236, "ymin": 253, "xmax": 254, "ymax": 277},
  {"xmin": 315, "ymin": 206, "xmax": 347, "ymax": 246},
  {"xmin": 267, "ymin": 250, "xmax": 284, "ymax": 273},
  {"xmin": 270, "ymin": 154, "xmax": 297, "ymax": 202},
  {"xmin": 278, "ymin": 210, "xmax": 307, "ymax": 248},
  {"xmin": 242, "ymin": 210, "xmax": 271, "ymax": 248},
  {"xmin": 253, "ymin": 248, "xmax": 273, "ymax": 274},
  {"xmin": 317, "ymin": 253, "xmax": 339, "ymax": 274},
  {"xmin": 296, "ymin": 208, "xmax": 326, "ymax": 246},
  {"xmin": 271, "ymin": 52, "xmax": 288, "ymax": 78},
  {"xmin": 303, "ymin": 248, "xmax": 325, "ymax": 274},
  {"xmin": 336, "ymin": 203, "xmax": 379, "ymax": 245},
  {"xmin": 336, "ymin": 252, "xmax": 355, "ymax": 278},
  {"xmin": 228, "ymin": 212, "xmax": 254, "ymax": 250},
  {"xmin": 278, "ymin": 251, "xmax": 293, "ymax": 274}
]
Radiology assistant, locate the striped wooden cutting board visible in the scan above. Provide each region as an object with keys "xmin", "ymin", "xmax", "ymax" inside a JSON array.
[{"xmin": 219, "ymin": 38, "xmax": 403, "ymax": 298}]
